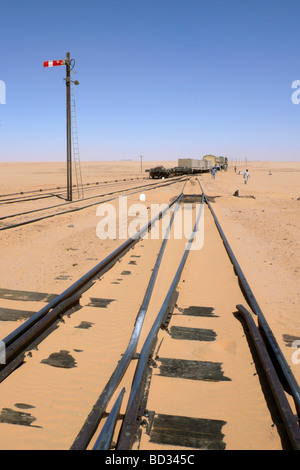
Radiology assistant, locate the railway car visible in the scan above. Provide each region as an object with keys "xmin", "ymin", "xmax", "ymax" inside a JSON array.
[
  {"xmin": 203, "ymin": 155, "xmax": 228, "ymax": 170},
  {"xmin": 147, "ymin": 153, "xmax": 228, "ymax": 179},
  {"xmin": 203, "ymin": 155, "xmax": 217, "ymax": 167},
  {"xmin": 172, "ymin": 166, "xmax": 191, "ymax": 176},
  {"xmin": 215, "ymin": 156, "xmax": 228, "ymax": 169},
  {"xmin": 202, "ymin": 159, "xmax": 213, "ymax": 170},
  {"xmin": 178, "ymin": 158, "xmax": 199, "ymax": 169},
  {"xmin": 177, "ymin": 158, "xmax": 211, "ymax": 173},
  {"xmin": 149, "ymin": 166, "xmax": 171, "ymax": 179}
]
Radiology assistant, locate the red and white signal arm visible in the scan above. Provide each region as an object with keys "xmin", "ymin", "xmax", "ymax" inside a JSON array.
[{"xmin": 43, "ymin": 60, "xmax": 65, "ymax": 67}]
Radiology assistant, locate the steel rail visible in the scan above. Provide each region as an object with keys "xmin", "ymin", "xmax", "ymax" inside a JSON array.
[
  {"xmin": 0, "ymin": 176, "xmax": 185, "ymax": 221},
  {"xmin": 92, "ymin": 388, "xmax": 125, "ymax": 451},
  {"xmin": 0, "ymin": 194, "xmax": 59, "ymax": 204},
  {"xmin": 0, "ymin": 177, "xmax": 147, "ymax": 201},
  {"xmin": 1, "ymin": 187, "xmax": 186, "ymax": 374},
  {"xmin": 70, "ymin": 185, "xmax": 187, "ymax": 450},
  {"xmin": 0, "ymin": 178, "xmax": 149, "ymax": 205},
  {"xmin": 0, "ymin": 176, "xmax": 186, "ymax": 230},
  {"xmin": 116, "ymin": 194, "xmax": 205, "ymax": 450},
  {"xmin": 0, "ymin": 294, "xmax": 81, "ymax": 383},
  {"xmin": 236, "ymin": 304, "xmax": 300, "ymax": 450},
  {"xmin": 197, "ymin": 178, "xmax": 300, "ymax": 417}
]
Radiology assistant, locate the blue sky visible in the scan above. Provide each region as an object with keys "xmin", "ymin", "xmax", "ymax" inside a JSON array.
[{"xmin": 1, "ymin": 0, "xmax": 300, "ymax": 162}]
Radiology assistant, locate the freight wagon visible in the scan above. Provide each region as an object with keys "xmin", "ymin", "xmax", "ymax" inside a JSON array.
[
  {"xmin": 203, "ymin": 155, "xmax": 228, "ymax": 169},
  {"xmin": 203, "ymin": 155, "xmax": 217, "ymax": 167},
  {"xmin": 149, "ymin": 166, "xmax": 171, "ymax": 179},
  {"xmin": 177, "ymin": 158, "xmax": 211, "ymax": 172},
  {"xmin": 217, "ymin": 156, "xmax": 228, "ymax": 168},
  {"xmin": 147, "ymin": 154, "xmax": 228, "ymax": 178}
]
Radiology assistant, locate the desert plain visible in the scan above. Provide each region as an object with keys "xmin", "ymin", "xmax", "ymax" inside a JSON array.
[{"xmin": 0, "ymin": 159, "xmax": 299, "ymax": 450}]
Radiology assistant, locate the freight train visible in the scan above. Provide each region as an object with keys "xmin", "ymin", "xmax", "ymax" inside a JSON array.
[{"xmin": 147, "ymin": 155, "xmax": 228, "ymax": 179}]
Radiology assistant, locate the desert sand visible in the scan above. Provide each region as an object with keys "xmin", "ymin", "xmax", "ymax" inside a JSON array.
[{"xmin": 0, "ymin": 159, "xmax": 299, "ymax": 450}]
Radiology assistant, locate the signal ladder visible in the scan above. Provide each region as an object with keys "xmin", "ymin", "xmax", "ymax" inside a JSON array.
[{"xmin": 70, "ymin": 72, "xmax": 84, "ymax": 199}]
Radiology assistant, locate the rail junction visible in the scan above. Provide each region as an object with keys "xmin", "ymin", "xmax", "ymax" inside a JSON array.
[{"xmin": 0, "ymin": 177, "xmax": 299, "ymax": 450}]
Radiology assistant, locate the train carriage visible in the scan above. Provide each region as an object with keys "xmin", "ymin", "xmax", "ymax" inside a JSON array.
[{"xmin": 147, "ymin": 154, "xmax": 227, "ymax": 178}]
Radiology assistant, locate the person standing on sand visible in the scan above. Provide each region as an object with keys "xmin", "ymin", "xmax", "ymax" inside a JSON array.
[
  {"xmin": 244, "ymin": 169, "xmax": 250, "ymax": 184},
  {"xmin": 211, "ymin": 166, "xmax": 217, "ymax": 179}
]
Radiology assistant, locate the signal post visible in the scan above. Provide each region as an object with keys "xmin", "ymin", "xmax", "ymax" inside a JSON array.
[{"xmin": 43, "ymin": 52, "xmax": 78, "ymax": 201}]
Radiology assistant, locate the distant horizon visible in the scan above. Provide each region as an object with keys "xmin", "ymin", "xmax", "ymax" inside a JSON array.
[{"xmin": 0, "ymin": 158, "xmax": 299, "ymax": 164}]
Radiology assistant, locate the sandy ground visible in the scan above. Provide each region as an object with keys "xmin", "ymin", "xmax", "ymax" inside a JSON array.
[
  {"xmin": 0, "ymin": 159, "xmax": 299, "ymax": 450},
  {"xmin": 203, "ymin": 161, "xmax": 300, "ymax": 383}
]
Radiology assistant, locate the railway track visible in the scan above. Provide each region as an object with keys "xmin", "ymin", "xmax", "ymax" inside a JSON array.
[
  {"xmin": 0, "ymin": 176, "xmax": 186, "ymax": 232},
  {"xmin": 0, "ymin": 177, "xmax": 148, "ymax": 203},
  {"xmin": 0, "ymin": 178, "xmax": 299, "ymax": 450}
]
